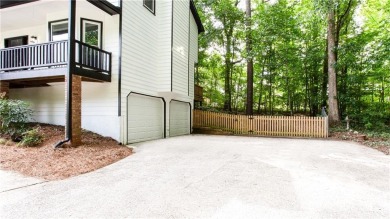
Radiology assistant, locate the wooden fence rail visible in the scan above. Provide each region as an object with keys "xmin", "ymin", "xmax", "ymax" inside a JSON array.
[{"xmin": 193, "ymin": 110, "xmax": 329, "ymax": 138}]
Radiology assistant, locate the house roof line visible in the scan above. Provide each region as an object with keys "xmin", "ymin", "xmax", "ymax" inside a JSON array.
[
  {"xmin": 0, "ymin": 0, "xmax": 119, "ymax": 14},
  {"xmin": 0, "ymin": 0, "xmax": 38, "ymax": 9},
  {"xmin": 190, "ymin": 0, "xmax": 205, "ymax": 34},
  {"xmin": 0, "ymin": 0, "xmax": 203, "ymax": 33},
  {"xmin": 87, "ymin": 0, "xmax": 120, "ymax": 15}
]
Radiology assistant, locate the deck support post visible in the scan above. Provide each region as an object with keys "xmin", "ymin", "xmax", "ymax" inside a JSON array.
[
  {"xmin": 0, "ymin": 81, "xmax": 9, "ymax": 99},
  {"xmin": 65, "ymin": 0, "xmax": 81, "ymax": 146},
  {"xmin": 72, "ymin": 75, "xmax": 82, "ymax": 145}
]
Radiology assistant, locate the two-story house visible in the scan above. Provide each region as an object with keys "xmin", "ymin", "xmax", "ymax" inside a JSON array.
[{"xmin": 0, "ymin": 0, "xmax": 204, "ymax": 145}]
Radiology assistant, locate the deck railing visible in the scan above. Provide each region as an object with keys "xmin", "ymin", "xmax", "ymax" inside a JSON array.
[
  {"xmin": 194, "ymin": 110, "xmax": 329, "ymax": 138},
  {"xmin": 75, "ymin": 40, "xmax": 111, "ymax": 75},
  {"xmin": 0, "ymin": 40, "xmax": 68, "ymax": 71},
  {"xmin": 0, "ymin": 40, "xmax": 112, "ymax": 76}
]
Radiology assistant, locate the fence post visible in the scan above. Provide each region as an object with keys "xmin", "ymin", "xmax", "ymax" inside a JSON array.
[{"xmin": 325, "ymin": 116, "xmax": 329, "ymax": 138}]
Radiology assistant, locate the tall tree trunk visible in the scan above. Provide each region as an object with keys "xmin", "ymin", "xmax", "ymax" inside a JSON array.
[
  {"xmin": 322, "ymin": 40, "xmax": 328, "ymax": 108},
  {"xmin": 223, "ymin": 33, "xmax": 232, "ymax": 112},
  {"xmin": 380, "ymin": 76, "xmax": 385, "ymax": 103},
  {"xmin": 230, "ymin": 44, "xmax": 235, "ymax": 111},
  {"xmin": 269, "ymin": 73, "xmax": 273, "ymax": 114},
  {"xmin": 290, "ymin": 92, "xmax": 294, "ymax": 115},
  {"xmin": 231, "ymin": 63, "xmax": 235, "ymax": 110},
  {"xmin": 311, "ymin": 61, "xmax": 320, "ymax": 116},
  {"xmin": 286, "ymin": 77, "xmax": 290, "ymax": 112},
  {"xmin": 223, "ymin": 61, "xmax": 231, "ymax": 111},
  {"xmin": 257, "ymin": 62, "xmax": 265, "ymax": 114},
  {"xmin": 327, "ymin": 2, "xmax": 340, "ymax": 124},
  {"xmin": 246, "ymin": 0, "xmax": 253, "ymax": 115},
  {"xmin": 268, "ymin": 45, "xmax": 274, "ymax": 115},
  {"xmin": 339, "ymin": 65, "xmax": 348, "ymax": 118},
  {"xmin": 304, "ymin": 63, "xmax": 309, "ymax": 113}
]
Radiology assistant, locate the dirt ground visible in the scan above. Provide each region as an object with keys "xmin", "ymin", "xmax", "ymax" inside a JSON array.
[
  {"xmin": 330, "ymin": 130, "xmax": 390, "ymax": 155},
  {"xmin": 0, "ymin": 124, "xmax": 132, "ymax": 180}
]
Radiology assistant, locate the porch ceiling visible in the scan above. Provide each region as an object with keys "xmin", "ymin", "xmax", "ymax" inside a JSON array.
[
  {"xmin": 0, "ymin": 0, "xmax": 67, "ymax": 31},
  {"xmin": 6, "ymin": 73, "xmax": 105, "ymax": 89},
  {"xmin": 0, "ymin": 0, "xmax": 95, "ymax": 32},
  {"xmin": 0, "ymin": 68, "xmax": 66, "ymax": 81}
]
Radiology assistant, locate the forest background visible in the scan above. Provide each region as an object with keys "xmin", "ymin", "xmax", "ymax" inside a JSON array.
[{"xmin": 194, "ymin": 0, "xmax": 389, "ymax": 132}]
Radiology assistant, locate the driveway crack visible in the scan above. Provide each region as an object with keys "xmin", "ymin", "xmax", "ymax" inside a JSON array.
[{"xmin": 0, "ymin": 181, "xmax": 48, "ymax": 193}]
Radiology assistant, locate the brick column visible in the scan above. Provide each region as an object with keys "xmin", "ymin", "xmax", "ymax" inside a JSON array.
[
  {"xmin": 71, "ymin": 75, "xmax": 82, "ymax": 145},
  {"xmin": 65, "ymin": 75, "xmax": 82, "ymax": 146},
  {"xmin": 0, "ymin": 81, "xmax": 9, "ymax": 99}
]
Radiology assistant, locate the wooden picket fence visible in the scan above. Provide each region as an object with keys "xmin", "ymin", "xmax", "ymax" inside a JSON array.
[{"xmin": 193, "ymin": 110, "xmax": 329, "ymax": 138}]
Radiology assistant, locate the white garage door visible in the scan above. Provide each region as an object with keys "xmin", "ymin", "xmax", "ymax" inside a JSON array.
[
  {"xmin": 170, "ymin": 101, "xmax": 191, "ymax": 137},
  {"xmin": 127, "ymin": 94, "xmax": 164, "ymax": 144}
]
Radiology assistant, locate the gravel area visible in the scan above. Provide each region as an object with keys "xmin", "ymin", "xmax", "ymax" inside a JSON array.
[{"xmin": 0, "ymin": 124, "xmax": 132, "ymax": 180}]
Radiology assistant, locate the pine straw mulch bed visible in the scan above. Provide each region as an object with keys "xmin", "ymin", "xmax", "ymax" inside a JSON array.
[
  {"xmin": 329, "ymin": 130, "xmax": 390, "ymax": 155},
  {"xmin": 0, "ymin": 124, "xmax": 132, "ymax": 180}
]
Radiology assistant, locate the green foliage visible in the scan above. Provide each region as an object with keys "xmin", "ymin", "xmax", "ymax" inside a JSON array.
[
  {"xmin": 85, "ymin": 30, "xmax": 98, "ymax": 47},
  {"xmin": 195, "ymin": 0, "xmax": 390, "ymax": 131},
  {"xmin": 19, "ymin": 128, "xmax": 43, "ymax": 147},
  {"xmin": 349, "ymin": 103, "xmax": 390, "ymax": 132},
  {"xmin": 0, "ymin": 98, "xmax": 33, "ymax": 138},
  {"xmin": 366, "ymin": 131, "xmax": 390, "ymax": 140}
]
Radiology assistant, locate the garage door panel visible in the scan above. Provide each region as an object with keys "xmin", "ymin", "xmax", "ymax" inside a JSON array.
[
  {"xmin": 127, "ymin": 94, "xmax": 164, "ymax": 144},
  {"xmin": 170, "ymin": 101, "xmax": 191, "ymax": 137}
]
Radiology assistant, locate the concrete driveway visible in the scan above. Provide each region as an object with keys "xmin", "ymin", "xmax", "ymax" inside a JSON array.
[{"xmin": 1, "ymin": 135, "xmax": 389, "ymax": 218}]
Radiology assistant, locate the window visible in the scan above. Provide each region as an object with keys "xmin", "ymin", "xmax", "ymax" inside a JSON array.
[
  {"xmin": 143, "ymin": 0, "xmax": 155, "ymax": 14},
  {"xmin": 49, "ymin": 19, "xmax": 68, "ymax": 41},
  {"xmin": 4, "ymin": 36, "xmax": 28, "ymax": 48},
  {"xmin": 81, "ymin": 18, "xmax": 103, "ymax": 48}
]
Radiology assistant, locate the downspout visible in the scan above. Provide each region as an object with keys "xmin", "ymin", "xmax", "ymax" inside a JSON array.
[
  {"xmin": 118, "ymin": 0, "xmax": 122, "ymax": 117},
  {"xmin": 54, "ymin": 0, "xmax": 76, "ymax": 148}
]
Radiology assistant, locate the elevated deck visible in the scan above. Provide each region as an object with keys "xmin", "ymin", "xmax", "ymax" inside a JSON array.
[{"xmin": 0, "ymin": 40, "xmax": 112, "ymax": 86}]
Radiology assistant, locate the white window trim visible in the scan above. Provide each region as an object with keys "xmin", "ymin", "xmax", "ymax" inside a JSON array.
[
  {"xmin": 81, "ymin": 18, "xmax": 103, "ymax": 49},
  {"xmin": 143, "ymin": 0, "xmax": 156, "ymax": 15},
  {"xmin": 49, "ymin": 19, "xmax": 68, "ymax": 41}
]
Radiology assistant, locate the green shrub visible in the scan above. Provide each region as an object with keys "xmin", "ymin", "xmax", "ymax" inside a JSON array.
[
  {"xmin": 0, "ymin": 98, "xmax": 33, "ymax": 139},
  {"xmin": 19, "ymin": 128, "xmax": 43, "ymax": 147},
  {"xmin": 349, "ymin": 102, "xmax": 390, "ymax": 132},
  {"xmin": 366, "ymin": 131, "xmax": 390, "ymax": 140}
]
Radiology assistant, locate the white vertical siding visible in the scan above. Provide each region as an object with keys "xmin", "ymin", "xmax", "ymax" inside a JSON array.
[
  {"xmin": 79, "ymin": 4, "xmax": 121, "ymax": 140},
  {"xmin": 189, "ymin": 11, "xmax": 198, "ymax": 99},
  {"xmin": 10, "ymin": 84, "xmax": 66, "ymax": 126},
  {"xmin": 121, "ymin": 0, "xmax": 173, "ymax": 143},
  {"xmin": 10, "ymin": 80, "xmax": 121, "ymax": 141},
  {"xmin": 121, "ymin": 0, "xmax": 159, "ymax": 102},
  {"xmin": 121, "ymin": 0, "xmax": 197, "ymax": 102},
  {"xmin": 157, "ymin": 0, "xmax": 173, "ymax": 92},
  {"xmin": 172, "ymin": 0, "xmax": 190, "ymax": 95}
]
